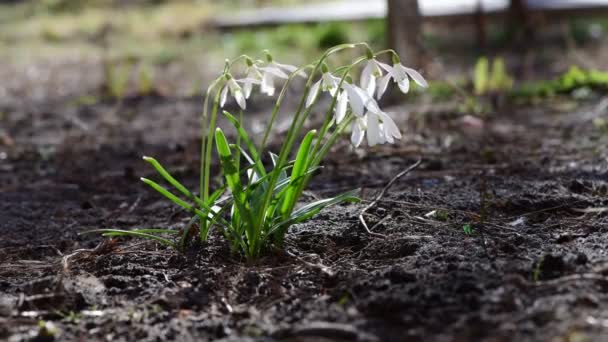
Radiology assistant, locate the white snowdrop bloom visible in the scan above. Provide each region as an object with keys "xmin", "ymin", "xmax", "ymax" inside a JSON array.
[
  {"xmin": 341, "ymin": 82, "xmax": 383, "ymax": 117},
  {"xmin": 350, "ymin": 115, "xmax": 366, "ymax": 147},
  {"xmin": 377, "ymin": 62, "xmax": 428, "ymax": 99},
  {"xmin": 268, "ymin": 60, "xmax": 307, "ymax": 78},
  {"xmin": 305, "ymin": 71, "xmax": 341, "ymax": 108},
  {"xmin": 242, "ymin": 65, "xmax": 263, "ymax": 99},
  {"xmin": 360, "ymin": 58, "xmax": 384, "ymax": 97},
  {"xmin": 259, "ymin": 52, "xmax": 307, "ymax": 96},
  {"xmin": 334, "ymin": 90, "xmax": 348, "ymax": 124},
  {"xmin": 258, "ymin": 65, "xmax": 288, "ymax": 97},
  {"xmin": 350, "ymin": 110, "xmax": 402, "ymax": 147},
  {"xmin": 339, "ymin": 83, "xmax": 402, "ymax": 147},
  {"xmin": 220, "ymin": 75, "xmax": 247, "ymax": 110},
  {"xmin": 369, "ymin": 110, "xmax": 402, "ymax": 145}
]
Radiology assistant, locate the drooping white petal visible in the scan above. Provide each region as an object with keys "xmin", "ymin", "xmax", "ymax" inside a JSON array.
[
  {"xmin": 243, "ymin": 82, "xmax": 253, "ymax": 99},
  {"xmin": 238, "ymin": 77, "xmax": 260, "ymax": 99},
  {"xmin": 234, "ymin": 89, "xmax": 246, "ymax": 109},
  {"xmin": 360, "ymin": 60, "xmax": 374, "ymax": 91},
  {"xmin": 351, "ymin": 119, "xmax": 365, "ymax": 147},
  {"xmin": 259, "ymin": 66, "xmax": 289, "ymax": 79},
  {"xmin": 392, "ymin": 64, "xmax": 408, "ymax": 83},
  {"xmin": 342, "ymin": 83, "xmax": 364, "ymax": 117},
  {"xmin": 397, "ymin": 76, "xmax": 410, "ymax": 94},
  {"xmin": 227, "ymin": 78, "xmax": 246, "ymax": 110},
  {"xmin": 306, "ymin": 79, "xmax": 322, "ymax": 108},
  {"xmin": 273, "ymin": 62, "xmax": 295, "ymax": 72},
  {"xmin": 353, "ymin": 85, "xmax": 382, "ymax": 114},
  {"xmin": 382, "ymin": 124, "xmax": 394, "ymax": 144},
  {"xmin": 377, "ymin": 74, "xmax": 392, "ymax": 100},
  {"xmin": 260, "ymin": 73, "xmax": 275, "ymax": 96},
  {"xmin": 274, "ymin": 62, "xmax": 307, "ymax": 77},
  {"xmin": 322, "ymin": 72, "xmax": 340, "ymax": 96},
  {"xmin": 377, "ymin": 111, "xmax": 402, "ymax": 140},
  {"xmin": 365, "ymin": 75, "xmax": 376, "ymax": 97},
  {"xmin": 366, "ymin": 112, "xmax": 381, "ymax": 146},
  {"xmin": 404, "ymin": 67, "xmax": 428, "ymax": 88},
  {"xmin": 220, "ymin": 85, "xmax": 228, "ymax": 107},
  {"xmin": 377, "ymin": 61, "xmax": 393, "ymax": 74},
  {"xmin": 335, "ymin": 90, "xmax": 348, "ymax": 124}
]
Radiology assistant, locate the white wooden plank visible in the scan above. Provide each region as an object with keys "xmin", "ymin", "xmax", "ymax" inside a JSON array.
[{"xmin": 212, "ymin": 0, "xmax": 608, "ymax": 29}]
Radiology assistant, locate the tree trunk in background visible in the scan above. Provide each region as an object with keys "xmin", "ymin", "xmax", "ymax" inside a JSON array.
[
  {"xmin": 508, "ymin": 0, "xmax": 534, "ymax": 42},
  {"xmin": 387, "ymin": 0, "xmax": 422, "ymax": 65}
]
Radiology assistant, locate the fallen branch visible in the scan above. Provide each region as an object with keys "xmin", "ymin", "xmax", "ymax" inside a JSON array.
[
  {"xmin": 359, "ymin": 158, "xmax": 421, "ymax": 238},
  {"xmin": 285, "ymin": 250, "xmax": 334, "ymax": 277}
]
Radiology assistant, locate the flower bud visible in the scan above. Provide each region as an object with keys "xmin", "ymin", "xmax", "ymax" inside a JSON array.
[
  {"xmin": 365, "ymin": 47, "xmax": 374, "ymax": 60},
  {"xmin": 263, "ymin": 50, "xmax": 273, "ymax": 62},
  {"xmin": 245, "ymin": 57, "xmax": 254, "ymax": 67},
  {"xmin": 321, "ymin": 63, "xmax": 329, "ymax": 73},
  {"xmin": 392, "ymin": 53, "xmax": 401, "ymax": 65}
]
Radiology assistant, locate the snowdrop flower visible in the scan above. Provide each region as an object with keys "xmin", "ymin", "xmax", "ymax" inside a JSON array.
[
  {"xmin": 340, "ymin": 82, "xmax": 402, "ymax": 147},
  {"xmin": 377, "ymin": 57, "xmax": 428, "ymax": 99},
  {"xmin": 259, "ymin": 51, "xmax": 307, "ymax": 96},
  {"xmin": 360, "ymin": 50, "xmax": 385, "ymax": 97},
  {"xmin": 242, "ymin": 58, "xmax": 263, "ymax": 99},
  {"xmin": 351, "ymin": 115, "xmax": 366, "ymax": 147},
  {"xmin": 259, "ymin": 65, "xmax": 287, "ymax": 96},
  {"xmin": 366, "ymin": 110, "xmax": 402, "ymax": 146},
  {"xmin": 350, "ymin": 111, "xmax": 402, "ymax": 147},
  {"xmin": 334, "ymin": 90, "xmax": 348, "ymax": 124},
  {"xmin": 305, "ymin": 66, "xmax": 341, "ymax": 108},
  {"xmin": 341, "ymin": 82, "xmax": 382, "ymax": 117},
  {"xmin": 220, "ymin": 74, "xmax": 247, "ymax": 110}
]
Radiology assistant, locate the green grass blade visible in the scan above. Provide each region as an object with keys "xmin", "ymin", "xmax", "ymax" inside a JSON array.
[
  {"xmin": 269, "ymin": 152, "xmax": 287, "ymax": 183},
  {"xmin": 143, "ymin": 156, "xmax": 205, "ymax": 209},
  {"xmin": 215, "ymin": 128, "xmax": 256, "ymax": 250},
  {"xmin": 85, "ymin": 229, "xmax": 177, "ymax": 249},
  {"xmin": 141, "ymin": 177, "xmax": 223, "ymax": 225},
  {"xmin": 222, "ymin": 110, "xmax": 266, "ymax": 177},
  {"xmin": 292, "ymin": 189, "xmax": 360, "ymax": 221},
  {"xmin": 209, "ymin": 185, "xmax": 226, "ymax": 204},
  {"xmin": 280, "ymin": 130, "xmax": 316, "ymax": 217},
  {"xmin": 269, "ymin": 189, "xmax": 360, "ymax": 238},
  {"xmin": 141, "ymin": 177, "xmax": 195, "ymax": 212}
]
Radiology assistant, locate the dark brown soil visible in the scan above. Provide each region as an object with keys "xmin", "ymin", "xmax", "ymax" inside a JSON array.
[{"xmin": 2, "ymin": 58, "xmax": 608, "ymax": 342}]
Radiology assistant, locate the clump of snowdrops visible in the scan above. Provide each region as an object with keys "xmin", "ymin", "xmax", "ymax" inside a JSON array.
[{"xmin": 96, "ymin": 43, "xmax": 427, "ymax": 260}]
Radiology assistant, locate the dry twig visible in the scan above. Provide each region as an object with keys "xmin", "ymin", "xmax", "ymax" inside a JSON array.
[{"xmin": 359, "ymin": 158, "xmax": 421, "ymax": 238}]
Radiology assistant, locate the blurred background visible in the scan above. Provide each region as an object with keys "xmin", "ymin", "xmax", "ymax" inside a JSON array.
[
  {"xmin": 1, "ymin": 0, "xmax": 608, "ymax": 146},
  {"xmin": 1, "ymin": 0, "xmax": 607, "ymax": 101}
]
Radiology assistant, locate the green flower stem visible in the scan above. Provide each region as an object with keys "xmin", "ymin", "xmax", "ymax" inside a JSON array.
[
  {"xmin": 203, "ymin": 83, "xmax": 224, "ymax": 202},
  {"xmin": 308, "ymin": 48, "xmax": 394, "ymax": 162},
  {"xmin": 235, "ymin": 110, "xmax": 243, "ymax": 170},
  {"xmin": 312, "ymin": 115, "xmax": 354, "ymax": 168},
  {"xmin": 309, "ymin": 57, "xmax": 366, "ymax": 158},
  {"xmin": 260, "ymin": 64, "xmax": 312, "ymax": 152},
  {"xmin": 229, "ymin": 55, "xmax": 250, "ymax": 68},
  {"xmin": 199, "ymin": 76, "xmax": 226, "ymax": 240},
  {"xmin": 199, "ymin": 77, "xmax": 223, "ymax": 201},
  {"xmin": 255, "ymin": 43, "xmax": 368, "ymax": 235}
]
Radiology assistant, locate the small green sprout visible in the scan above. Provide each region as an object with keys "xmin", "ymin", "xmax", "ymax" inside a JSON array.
[
  {"xmin": 104, "ymin": 62, "xmax": 131, "ymax": 99},
  {"xmin": 136, "ymin": 63, "xmax": 154, "ymax": 95},
  {"xmin": 533, "ymin": 256, "xmax": 545, "ymax": 283},
  {"xmin": 37, "ymin": 320, "xmax": 59, "ymax": 339},
  {"xmin": 93, "ymin": 43, "xmax": 427, "ymax": 260},
  {"xmin": 473, "ymin": 56, "xmax": 513, "ymax": 96},
  {"xmin": 463, "ymin": 224, "xmax": 473, "ymax": 235}
]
